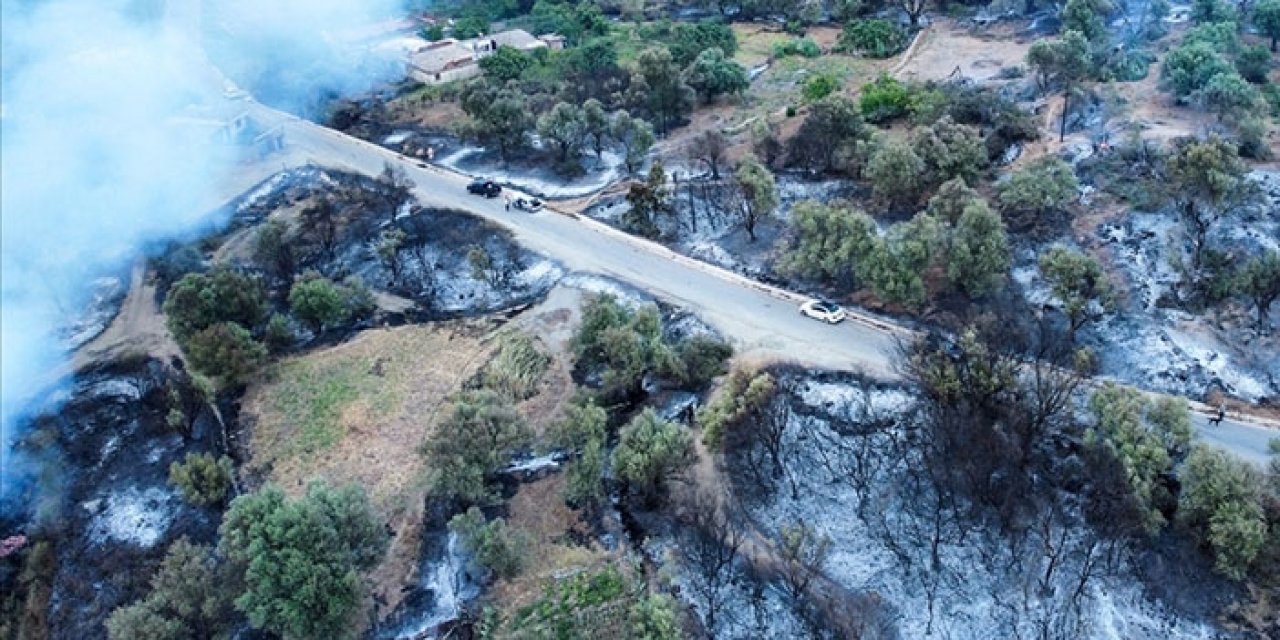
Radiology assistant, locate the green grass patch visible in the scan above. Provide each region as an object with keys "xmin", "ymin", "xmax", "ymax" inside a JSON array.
[{"xmin": 267, "ymin": 354, "xmax": 396, "ymax": 457}]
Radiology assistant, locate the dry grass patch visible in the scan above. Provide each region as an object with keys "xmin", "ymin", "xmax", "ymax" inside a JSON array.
[
  {"xmin": 487, "ymin": 474, "xmax": 611, "ymax": 616},
  {"xmin": 241, "ymin": 321, "xmax": 498, "ymax": 614}
]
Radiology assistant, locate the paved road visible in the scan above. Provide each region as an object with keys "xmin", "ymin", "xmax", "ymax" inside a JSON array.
[
  {"xmin": 247, "ymin": 103, "xmax": 906, "ymax": 378},
  {"xmin": 220, "ymin": 101, "xmax": 1277, "ymax": 464}
]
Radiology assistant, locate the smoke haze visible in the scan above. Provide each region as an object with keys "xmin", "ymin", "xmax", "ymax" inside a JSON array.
[{"xmin": 1, "ymin": 0, "xmax": 406, "ymax": 506}]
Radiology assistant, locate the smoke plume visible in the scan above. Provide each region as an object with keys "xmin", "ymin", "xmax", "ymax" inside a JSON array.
[{"xmin": 1, "ymin": 0, "xmax": 406, "ymax": 508}]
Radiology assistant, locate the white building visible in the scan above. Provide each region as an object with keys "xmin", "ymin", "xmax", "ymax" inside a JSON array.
[{"xmin": 406, "ymin": 29, "xmax": 557, "ymax": 85}]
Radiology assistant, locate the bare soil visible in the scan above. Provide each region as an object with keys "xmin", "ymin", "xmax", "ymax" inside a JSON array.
[
  {"xmin": 72, "ymin": 260, "xmax": 181, "ymax": 372},
  {"xmin": 892, "ymin": 20, "xmax": 1033, "ymax": 83}
]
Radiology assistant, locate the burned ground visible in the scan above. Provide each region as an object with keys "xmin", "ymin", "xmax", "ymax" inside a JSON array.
[{"xmin": 3, "ymin": 357, "xmax": 224, "ymax": 638}]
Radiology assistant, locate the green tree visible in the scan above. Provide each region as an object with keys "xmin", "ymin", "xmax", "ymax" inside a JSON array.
[
  {"xmin": 698, "ymin": 370, "xmax": 777, "ymax": 449},
  {"xmin": 909, "ymin": 116, "xmax": 988, "ymax": 185},
  {"xmin": 1086, "ymin": 385, "xmax": 1191, "ymax": 533},
  {"xmin": 1194, "ymin": 72, "xmax": 1264, "ymax": 122},
  {"xmin": 864, "ymin": 135, "xmax": 926, "ymax": 208},
  {"xmin": 946, "ymin": 200, "xmax": 1010, "ymax": 298},
  {"xmin": 997, "ymin": 156, "xmax": 1079, "ymax": 232},
  {"xmin": 185, "ymin": 322, "xmax": 267, "ymax": 386},
  {"xmin": 421, "ymin": 23, "xmax": 444, "ymax": 42},
  {"xmin": 552, "ymin": 399, "xmax": 609, "ymax": 508},
  {"xmin": 253, "ymin": 218, "xmax": 295, "ymax": 282},
  {"xmin": 1235, "ymin": 45, "xmax": 1272, "ymax": 84},
  {"xmin": 683, "ymin": 47, "xmax": 749, "ymax": 104},
  {"xmin": 1039, "ymin": 247, "xmax": 1114, "ymax": 338},
  {"xmin": 611, "ymin": 111, "xmax": 656, "ymax": 174},
  {"xmin": 163, "ymin": 269, "xmax": 266, "ymax": 341},
  {"xmin": 1027, "ymin": 30, "xmax": 1092, "ymax": 141},
  {"xmin": 733, "ymin": 155, "xmax": 778, "ymax": 242},
  {"xmin": 1191, "ymin": 0, "xmax": 1238, "ymax": 23},
  {"xmin": 838, "ymin": 19, "xmax": 907, "ymax": 58},
  {"xmin": 1061, "ymin": 0, "xmax": 1110, "ymax": 43},
  {"xmin": 1167, "ymin": 136, "xmax": 1248, "ymax": 275},
  {"xmin": 453, "ymin": 15, "xmax": 489, "ymax": 39},
  {"xmin": 106, "ymin": 539, "xmax": 234, "ymax": 640},
  {"xmin": 612, "ymin": 409, "xmax": 696, "ymax": 507},
  {"xmin": 289, "ymin": 274, "xmax": 350, "ymax": 333},
  {"xmin": 623, "ymin": 162, "xmax": 670, "ymax": 239},
  {"xmin": 629, "ymin": 47, "xmax": 696, "ymax": 133},
  {"xmin": 783, "ymin": 199, "xmax": 880, "ymax": 287},
  {"xmin": 666, "ymin": 21, "xmax": 738, "ymax": 66},
  {"xmin": 1237, "ymin": 250, "xmax": 1280, "ymax": 330},
  {"xmin": 218, "ymin": 482, "xmax": 387, "ymax": 640},
  {"xmin": 479, "ymin": 45, "xmax": 533, "ymax": 83},
  {"xmin": 582, "ymin": 99, "xmax": 611, "ymax": 159},
  {"xmin": 168, "ymin": 452, "xmax": 234, "ymax": 507},
  {"xmin": 1161, "ymin": 41, "xmax": 1235, "ymax": 99},
  {"xmin": 924, "ymin": 177, "xmax": 985, "ymax": 224},
  {"xmin": 572, "ymin": 295, "xmax": 680, "ymax": 400},
  {"xmin": 422, "ymin": 389, "xmax": 532, "ymax": 504},
  {"xmin": 460, "ymin": 81, "xmax": 532, "ymax": 163},
  {"xmin": 1179, "ymin": 445, "xmax": 1267, "ymax": 580},
  {"xmin": 788, "ymin": 95, "xmax": 866, "ymax": 173},
  {"xmin": 866, "ymin": 213, "xmax": 943, "ymax": 308},
  {"xmin": 1255, "ymin": 0, "xmax": 1280, "ymax": 51},
  {"xmin": 448, "ymin": 507, "xmax": 531, "ymax": 580},
  {"xmin": 537, "ymin": 102, "xmax": 588, "ymax": 164}
]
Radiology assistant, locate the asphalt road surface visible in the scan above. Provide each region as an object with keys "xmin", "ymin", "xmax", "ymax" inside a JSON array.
[{"xmin": 224, "ymin": 100, "xmax": 1276, "ymax": 465}]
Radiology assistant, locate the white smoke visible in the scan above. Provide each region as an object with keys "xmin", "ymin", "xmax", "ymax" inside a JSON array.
[{"xmin": 0, "ymin": 0, "xmax": 407, "ymax": 505}]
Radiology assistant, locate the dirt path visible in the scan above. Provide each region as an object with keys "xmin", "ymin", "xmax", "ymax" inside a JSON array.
[{"xmin": 71, "ymin": 260, "xmax": 181, "ymax": 371}]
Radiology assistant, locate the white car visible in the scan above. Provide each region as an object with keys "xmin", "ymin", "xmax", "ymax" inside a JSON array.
[{"xmin": 800, "ymin": 300, "xmax": 847, "ymax": 324}]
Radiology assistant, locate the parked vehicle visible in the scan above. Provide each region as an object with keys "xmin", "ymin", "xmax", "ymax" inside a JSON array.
[
  {"xmin": 800, "ymin": 299, "xmax": 847, "ymax": 324},
  {"xmin": 467, "ymin": 178, "xmax": 502, "ymax": 198},
  {"xmin": 512, "ymin": 197, "xmax": 543, "ymax": 212}
]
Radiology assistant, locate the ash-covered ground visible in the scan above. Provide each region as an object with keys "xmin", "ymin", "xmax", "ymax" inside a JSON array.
[
  {"xmin": 1014, "ymin": 170, "xmax": 1280, "ymax": 404},
  {"xmin": 655, "ymin": 368, "xmax": 1235, "ymax": 640},
  {"xmin": 206, "ymin": 165, "xmax": 563, "ymax": 321},
  {"xmin": 3, "ymin": 358, "xmax": 223, "ymax": 638}
]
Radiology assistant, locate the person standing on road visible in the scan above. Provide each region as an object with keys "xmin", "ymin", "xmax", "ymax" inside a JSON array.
[{"xmin": 504, "ymin": 195, "xmax": 510, "ymax": 211}]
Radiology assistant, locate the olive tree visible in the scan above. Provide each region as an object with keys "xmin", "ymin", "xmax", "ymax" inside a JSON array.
[
  {"xmin": 1179, "ymin": 445, "xmax": 1268, "ymax": 580},
  {"xmin": 168, "ymin": 452, "xmax": 234, "ymax": 507},
  {"xmin": 1038, "ymin": 247, "xmax": 1114, "ymax": 338},
  {"xmin": 1255, "ymin": 0, "xmax": 1280, "ymax": 51},
  {"xmin": 864, "ymin": 135, "xmax": 926, "ymax": 208},
  {"xmin": 612, "ymin": 409, "xmax": 696, "ymax": 507},
  {"xmin": 1166, "ymin": 136, "xmax": 1248, "ymax": 276},
  {"xmin": 218, "ymin": 482, "xmax": 387, "ymax": 640},
  {"xmin": 422, "ymin": 389, "xmax": 532, "ymax": 504},
  {"xmin": 946, "ymin": 201, "xmax": 1010, "ymax": 298},
  {"xmin": 106, "ymin": 539, "xmax": 235, "ymax": 640},
  {"xmin": 1237, "ymin": 250, "xmax": 1280, "ymax": 331},
  {"xmin": 997, "ymin": 156, "xmax": 1079, "ymax": 234},
  {"xmin": 733, "ymin": 155, "xmax": 778, "ymax": 241},
  {"xmin": 783, "ymin": 199, "xmax": 880, "ymax": 288}
]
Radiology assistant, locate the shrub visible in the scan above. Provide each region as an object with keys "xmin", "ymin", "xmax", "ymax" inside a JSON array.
[
  {"xmin": 448, "ymin": 507, "xmax": 532, "ymax": 580},
  {"xmin": 773, "ymin": 37, "xmax": 821, "ymax": 58},
  {"xmin": 421, "ymin": 389, "xmax": 532, "ymax": 504},
  {"xmin": 168, "ymin": 452, "xmax": 234, "ymax": 507},
  {"xmin": 289, "ymin": 274, "xmax": 350, "ymax": 333},
  {"xmin": 477, "ymin": 332, "xmax": 550, "ymax": 400},
  {"xmin": 163, "ymin": 269, "xmax": 265, "ymax": 340},
  {"xmin": 674, "ymin": 336, "xmax": 733, "ymax": 389},
  {"xmin": 838, "ymin": 19, "xmax": 907, "ymax": 58},
  {"xmin": 612, "ymin": 409, "xmax": 695, "ymax": 507},
  {"xmin": 859, "ymin": 75, "xmax": 911, "ymax": 123},
  {"xmin": 802, "ymin": 73, "xmax": 839, "ymax": 102},
  {"xmin": 698, "ymin": 370, "xmax": 777, "ymax": 449},
  {"xmin": 263, "ymin": 313, "xmax": 295, "ymax": 354},
  {"xmin": 185, "ymin": 322, "xmax": 267, "ymax": 386}
]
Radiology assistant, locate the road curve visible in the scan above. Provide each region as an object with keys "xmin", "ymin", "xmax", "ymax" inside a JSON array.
[{"xmin": 226, "ymin": 101, "xmax": 1275, "ymax": 464}]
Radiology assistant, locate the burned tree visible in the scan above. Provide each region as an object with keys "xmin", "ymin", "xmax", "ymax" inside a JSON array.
[{"xmin": 675, "ymin": 489, "xmax": 743, "ymax": 635}]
